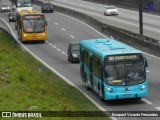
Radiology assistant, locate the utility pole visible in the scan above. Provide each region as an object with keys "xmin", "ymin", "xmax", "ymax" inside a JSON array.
[{"xmin": 139, "ymin": 0, "xmax": 143, "ymax": 38}]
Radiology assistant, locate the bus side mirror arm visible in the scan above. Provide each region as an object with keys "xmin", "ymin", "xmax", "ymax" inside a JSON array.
[{"xmin": 144, "ymin": 58, "xmax": 148, "ymax": 67}]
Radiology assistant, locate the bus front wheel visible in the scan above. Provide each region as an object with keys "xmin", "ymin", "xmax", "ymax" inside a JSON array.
[
  {"xmin": 85, "ymin": 80, "xmax": 90, "ymax": 90},
  {"xmin": 98, "ymin": 89, "xmax": 104, "ymax": 102},
  {"xmin": 85, "ymin": 75, "xmax": 90, "ymax": 90}
]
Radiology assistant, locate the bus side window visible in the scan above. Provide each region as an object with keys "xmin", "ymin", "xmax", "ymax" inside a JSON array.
[
  {"xmin": 84, "ymin": 50, "xmax": 90, "ymax": 68},
  {"xmin": 100, "ymin": 61, "xmax": 103, "ymax": 80}
]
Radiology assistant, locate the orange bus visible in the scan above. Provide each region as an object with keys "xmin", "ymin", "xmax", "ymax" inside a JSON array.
[{"xmin": 16, "ymin": 10, "xmax": 47, "ymax": 42}]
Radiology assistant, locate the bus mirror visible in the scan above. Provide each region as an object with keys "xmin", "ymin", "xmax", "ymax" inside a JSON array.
[
  {"xmin": 46, "ymin": 21, "xmax": 47, "ymax": 26},
  {"xmin": 144, "ymin": 58, "xmax": 148, "ymax": 67}
]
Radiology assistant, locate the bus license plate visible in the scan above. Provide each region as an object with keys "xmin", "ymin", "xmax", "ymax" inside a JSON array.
[{"xmin": 124, "ymin": 94, "xmax": 130, "ymax": 97}]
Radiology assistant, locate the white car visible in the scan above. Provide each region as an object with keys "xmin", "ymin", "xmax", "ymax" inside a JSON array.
[
  {"xmin": 104, "ymin": 5, "xmax": 118, "ymax": 16},
  {"xmin": 1, "ymin": 4, "xmax": 10, "ymax": 13}
]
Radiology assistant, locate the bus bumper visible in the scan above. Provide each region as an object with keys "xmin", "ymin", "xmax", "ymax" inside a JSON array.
[
  {"xmin": 22, "ymin": 33, "xmax": 47, "ymax": 41},
  {"xmin": 104, "ymin": 87, "xmax": 147, "ymax": 100}
]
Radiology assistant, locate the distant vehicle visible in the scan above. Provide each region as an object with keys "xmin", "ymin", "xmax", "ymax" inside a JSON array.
[
  {"xmin": 11, "ymin": 6, "xmax": 16, "ymax": 12},
  {"xmin": 16, "ymin": 10, "xmax": 47, "ymax": 43},
  {"xmin": 8, "ymin": 11, "xmax": 16, "ymax": 22},
  {"xmin": 1, "ymin": 4, "xmax": 10, "ymax": 13},
  {"xmin": 67, "ymin": 42, "xmax": 80, "ymax": 63},
  {"xmin": 104, "ymin": 5, "xmax": 118, "ymax": 16},
  {"xmin": 41, "ymin": 2, "xmax": 54, "ymax": 13},
  {"xmin": 80, "ymin": 38, "xmax": 148, "ymax": 101},
  {"xmin": 12, "ymin": 0, "xmax": 33, "ymax": 11}
]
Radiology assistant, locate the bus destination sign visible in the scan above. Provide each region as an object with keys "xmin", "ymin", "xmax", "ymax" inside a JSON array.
[
  {"xmin": 23, "ymin": 15, "xmax": 44, "ymax": 19},
  {"xmin": 107, "ymin": 54, "xmax": 142, "ymax": 63}
]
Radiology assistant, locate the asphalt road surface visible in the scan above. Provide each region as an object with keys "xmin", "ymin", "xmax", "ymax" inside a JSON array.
[
  {"xmin": 49, "ymin": 0, "xmax": 160, "ymax": 41},
  {"xmin": 0, "ymin": 2, "xmax": 160, "ymax": 120}
]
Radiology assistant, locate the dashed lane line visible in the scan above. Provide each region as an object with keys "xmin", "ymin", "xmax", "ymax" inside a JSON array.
[
  {"xmin": 57, "ymin": 48, "xmax": 61, "ymax": 51},
  {"xmin": 57, "ymin": 11, "xmax": 160, "ymax": 61},
  {"xmin": 47, "ymin": 18, "xmax": 50, "ymax": 21},
  {"xmin": 155, "ymin": 107, "xmax": 160, "ymax": 111},
  {"xmin": 52, "ymin": 45, "xmax": 56, "ymax": 48},
  {"xmin": 142, "ymin": 99, "xmax": 152, "ymax": 104},
  {"xmin": 55, "ymin": 22, "xmax": 58, "ymax": 25},
  {"xmin": 61, "ymin": 52, "xmax": 65, "ymax": 54},
  {"xmin": 62, "ymin": 28, "xmax": 66, "ymax": 31},
  {"xmin": 49, "ymin": 43, "xmax": 52, "ymax": 46},
  {"xmin": 70, "ymin": 35, "xmax": 75, "ymax": 38},
  {"xmin": 146, "ymin": 70, "xmax": 150, "ymax": 73}
]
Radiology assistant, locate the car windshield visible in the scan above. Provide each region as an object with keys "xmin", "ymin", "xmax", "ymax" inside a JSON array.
[
  {"xmin": 105, "ymin": 61, "xmax": 145, "ymax": 86},
  {"xmin": 106, "ymin": 6, "xmax": 116, "ymax": 9},
  {"xmin": 43, "ymin": 3, "xmax": 51, "ymax": 6},
  {"xmin": 2, "ymin": 4, "xmax": 8, "ymax": 7},
  {"xmin": 23, "ymin": 19, "xmax": 45, "ymax": 33},
  {"xmin": 17, "ymin": 0, "xmax": 32, "ymax": 7},
  {"xmin": 10, "ymin": 12, "xmax": 16, "ymax": 16},
  {"xmin": 71, "ymin": 44, "xmax": 79, "ymax": 54}
]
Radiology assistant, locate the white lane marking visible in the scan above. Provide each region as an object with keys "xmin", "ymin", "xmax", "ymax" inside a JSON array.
[
  {"xmin": 57, "ymin": 12, "xmax": 109, "ymax": 38},
  {"xmin": 57, "ymin": 12, "xmax": 160, "ymax": 61},
  {"xmin": 46, "ymin": 41, "xmax": 49, "ymax": 43},
  {"xmin": 142, "ymin": 99, "xmax": 152, "ymax": 104},
  {"xmin": 2, "ymin": 14, "xmax": 117, "ymax": 120},
  {"xmin": 70, "ymin": 35, "xmax": 75, "ymax": 38},
  {"xmin": 62, "ymin": 28, "xmax": 66, "ymax": 31},
  {"xmin": 155, "ymin": 107, "xmax": 160, "ymax": 111},
  {"xmin": 144, "ymin": 52, "xmax": 160, "ymax": 60},
  {"xmin": 47, "ymin": 18, "xmax": 50, "ymax": 21},
  {"xmin": 57, "ymin": 48, "xmax": 61, "ymax": 51},
  {"xmin": 52, "ymin": 45, "xmax": 56, "ymax": 48},
  {"xmin": 55, "ymin": 22, "xmax": 58, "ymax": 25},
  {"xmin": 61, "ymin": 51, "xmax": 65, "ymax": 54},
  {"xmin": 146, "ymin": 70, "xmax": 150, "ymax": 73},
  {"xmin": 55, "ymin": 4, "xmax": 160, "ymax": 33},
  {"xmin": 49, "ymin": 43, "xmax": 52, "ymax": 46}
]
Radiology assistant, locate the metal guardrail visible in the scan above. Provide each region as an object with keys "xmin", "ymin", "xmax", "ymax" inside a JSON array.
[{"xmin": 35, "ymin": 0, "xmax": 160, "ymax": 53}]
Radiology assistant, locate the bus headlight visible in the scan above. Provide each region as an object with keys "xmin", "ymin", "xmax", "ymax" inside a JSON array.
[
  {"xmin": 42, "ymin": 33, "xmax": 45, "ymax": 36},
  {"xmin": 106, "ymin": 87, "xmax": 113, "ymax": 93},
  {"xmin": 24, "ymin": 34, "xmax": 27, "ymax": 37},
  {"xmin": 140, "ymin": 85, "xmax": 146, "ymax": 91}
]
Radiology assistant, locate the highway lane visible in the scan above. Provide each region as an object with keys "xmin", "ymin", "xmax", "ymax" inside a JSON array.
[
  {"xmin": 0, "ymin": 5, "xmax": 160, "ymax": 120},
  {"xmin": 46, "ymin": 0, "xmax": 160, "ymax": 40}
]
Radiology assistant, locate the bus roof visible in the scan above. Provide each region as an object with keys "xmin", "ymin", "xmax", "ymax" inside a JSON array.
[
  {"xmin": 80, "ymin": 38, "xmax": 142, "ymax": 57},
  {"xmin": 17, "ymin": 10, "xmax": 43, "ymax": 16}
]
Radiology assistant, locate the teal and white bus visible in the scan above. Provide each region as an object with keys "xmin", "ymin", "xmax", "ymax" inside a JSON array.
[{"xmin": 80, "ymin": 38, "xmax": 148, "ymax": 101}]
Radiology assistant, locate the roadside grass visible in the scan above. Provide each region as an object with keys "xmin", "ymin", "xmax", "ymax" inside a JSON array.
[{"xmin": 0, "ymin": 33, "xmax": 110, "ymax": 120}]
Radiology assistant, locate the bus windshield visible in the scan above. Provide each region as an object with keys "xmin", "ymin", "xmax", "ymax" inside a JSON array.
[
  {"xmin": 17, "ymin": 0, "xmax": 32, "ymax": 7},
  {"xmin": 23, "ymin": 19, "xmax": 45, "ymax": 33},
  {"xmin": 105, "ymin": 61, "xmax": 145, "ymax": 86}
]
